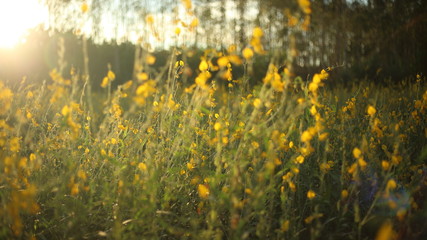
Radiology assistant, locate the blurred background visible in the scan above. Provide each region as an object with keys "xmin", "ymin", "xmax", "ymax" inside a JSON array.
[{"xmin": 0, "ymin": 0, "xmax": 426, "ymax": 86}]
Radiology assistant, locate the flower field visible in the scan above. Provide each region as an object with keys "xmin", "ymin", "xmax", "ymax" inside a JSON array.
[{"xmin": 1, "ymin": 43, "xmax": 426, "ymax": 239}]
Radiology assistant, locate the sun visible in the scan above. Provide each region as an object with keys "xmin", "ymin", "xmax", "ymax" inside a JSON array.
[{"xmin": 0, "ymin": 0, "xmax": 48, "ymax": 49}]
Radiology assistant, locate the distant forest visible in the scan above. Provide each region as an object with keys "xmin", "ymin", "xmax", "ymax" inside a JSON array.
[{"xmin": 1, "ymin": 0, "xmax": 426, "ymax": 85}]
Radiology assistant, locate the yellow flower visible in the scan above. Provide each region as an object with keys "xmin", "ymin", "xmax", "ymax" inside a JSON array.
[
  {"xmin": 26, "ymin": 91, "xmax": 34, "ymax": 99},
  {"xmin": 308, "ymin": 82, "xmax": 318, "ymax": 92},
  {"xmin": 353, "ymin": 147, "xmax": 362, "ymax": 159},
  {"xmin": 146, "ymin": 55, "xmax": 156, "ymax": 65},
  {"xmin": 175, "ymin": 60, "xmax": 185, "ymax": 68},
  {"xmin": 81, "ymin": 2, "xmax": 88, "ymax": 13},
  {"xmin": 181, "ymin": 0, "xmax": 192, "ymax": 10},
  {"xmin": 298, "ymin": 0, "xmax": 311, "ymax": 14},
  {"xmin": 253, "ymin": 98, "xmax": 262, "ymax": 108},
  {"xmin": 319, "ymin": 132, "xmax": 329, "ymax": 141},
  {"xmin": 138, "ymin": 162, "xmax": 147, "ymax": 171},
  {"xmin": 307, "ymin": 190, "xmax": 316, "ymax": 199},
  {"xmin": 199, "ymin": 60, "xmax": 209, "ymax": 71},
  {"xmin": 341, "ymin": 189, "xmax": 349, "ymax": 199},
  {"xmin": 367, "ymin": 105, "xmax": 376, "ymax": 116},
  {"xmin": 312, "ymin": 74, "xmax": 321, "ymax": 83},
  {"xmin": 251, "ymin": 141, "xmax": 259, "ymax": 149},
  {"xmin": 358, "ymin": 157, "xmax": 367, "ymax": 170},
  {"xmin": 386, "ymin": 179, "xmax": 397, "ymax": 190},
  {"xmin": 214, "ymin": 122, "xmax": 221, "ymax": 131},
  {"xmin": 77, "ymin": 169, "xmax": 87, "ymax": 180},
  {"xmin": 217, "ymin": 56, "xmax": 229, "ymax": 67},
  {"xmin": 242, "ymin": 47, "xmax": 254, "ymax": 60},
  {"xmin": 381, "ymin": 161, "xmax": 390, "ymax": 171},
  {"xmin": 190, "ymin": 18, "xmax": 199, "ymax": 28},
  {"xmin": 198, "ymin": 184, "xmax": 210, "ymax": 199},
  {"xmin": 146, "ymin": 14, "xmax": 154, "ymax": 24},
  {"xmin": 295, "ymin": 155, "xmax": 305, "ymax": 164},
  {"xmin": 187, "ymin": 162, "xmax": 195, "ymax": 170},
  {"xmin": 375, "ymin": 221, "xmax": 395, "ymax": 240},
  {"xmin": 253, "ymin": 27, "xmax": 263, "ymax": 38},
  {"xmin": 174, "ymin": 27, "xmax": 181, "ymax": 35},
  {"xmin": 101, "ymin": 77, "xmax": 109, "ymax": 88},
  {"xmin": 107, "ymin": 70, "xmax": 116, "ymax": 80},
  {"xmin": 301, "ymin": 130, "xmax": 312, "ymax": 142},
  {"xmin": 10, "ymin": 137, "xmax": 20, "ymax": 152},
  {"xmin": 281, "ymin": 220, "xmax": 290, "ymax": 232},
  {"xmin": 289, "ymin": 182, "xmax": 296, "ymax": 192},
  {"xmin": 137, "ymin": 72, "xmax": 149, "ymax": 81},
  {"xmin": 71, "ymin": 183, "xmax": 79, "ymax": 195}
]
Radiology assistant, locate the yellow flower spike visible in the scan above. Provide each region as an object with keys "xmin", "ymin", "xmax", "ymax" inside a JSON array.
[
  {"xmin": 367, "ymin": 105, "xmax": 377, "ymax": 116},
  {"xmin": 307, "ymin": 190, "xmax": 316, "ymax": 199},
  {"xmin": 198, "ymin": 184, "xmax": 210, "ymax": 199}
]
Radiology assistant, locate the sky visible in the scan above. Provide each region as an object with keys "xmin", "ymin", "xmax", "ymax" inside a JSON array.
[{"xmin": 0, "ymin": 0, "xmax": 49, "ymax": 49}]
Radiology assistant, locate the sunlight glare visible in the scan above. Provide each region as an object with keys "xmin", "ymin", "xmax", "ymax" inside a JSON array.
[{"xmin": 0, "ymin": 0, "xmax": 48, "ymax": 49}]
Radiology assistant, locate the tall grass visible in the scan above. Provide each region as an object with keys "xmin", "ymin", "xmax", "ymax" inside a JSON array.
[
  {"xmin": 1, "ymin": 2, "xmax": 427, "ymax": 239},
  {"xmin": 1, "ymin": 43, "xmax": 426, "ymax": 239}
]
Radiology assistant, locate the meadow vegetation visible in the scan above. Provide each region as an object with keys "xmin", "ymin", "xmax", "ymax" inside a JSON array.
[{"xmin": 1, "ymin": 1, "xmax": 427, "ymax": 239}]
